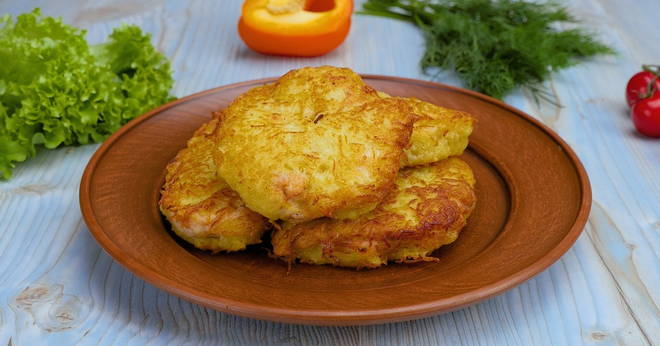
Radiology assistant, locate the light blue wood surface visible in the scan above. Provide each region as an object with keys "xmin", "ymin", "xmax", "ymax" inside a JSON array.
[{"xmin": 0, "ymin": 0, "xmax": 658, "ymax": 345}]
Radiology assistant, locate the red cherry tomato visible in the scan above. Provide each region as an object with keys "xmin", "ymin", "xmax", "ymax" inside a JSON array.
[
  {"xmin": 626, "ymin": 71, "xmax": 660, "ymax": 107},
  {"xmin": 631, "ymin": 93, "xmax": 660, "ymax": 137}
]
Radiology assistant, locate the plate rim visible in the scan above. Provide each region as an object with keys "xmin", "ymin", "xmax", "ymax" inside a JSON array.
[{"xmin": 79, "ymin": 75, "xmax": 592, "ymax": 325}]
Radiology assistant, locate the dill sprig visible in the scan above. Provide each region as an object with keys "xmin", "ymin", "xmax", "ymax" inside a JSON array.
[{"xmin": 360, "ymin": 0, "xmax": 614, "ymax": 99}]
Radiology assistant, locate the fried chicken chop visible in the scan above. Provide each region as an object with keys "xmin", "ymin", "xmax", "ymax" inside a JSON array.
[
  {"xmin": 160, "ymin": 67, "xmax": 475, "ymax": 255},
  {"xmin": 159, "ymin": 115, "xmax": 269, "ymax": 252},
  {"xmin": 215, "ymin": 66, "xmax": 416, "ymax": 222},
  {"xmin": 271, "ymin": 158, "xmax": 476, "ymax": 268},
  {"xmin": 377, "ymin": 92, "xmax": 474, "ymax": 166},
  {"xmin": 402, "ymin": 98, "xmax": 474, "ymax": 166}
]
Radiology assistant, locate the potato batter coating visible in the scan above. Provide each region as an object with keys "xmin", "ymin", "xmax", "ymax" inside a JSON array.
[
  {"xmin": 159, "ymin": 115, "xmax": 269, "ymax": 252},
  {"xmin": 271, "ymin": 158, "xmax": 476, "ymax": 268},
  {"xmin": 215, "ymin": 66, "xmax": 416, "ymax": 222},
  {"xmin": 402, "ymin": 98, "xmax": 473, "ymax": 166},
  {"xmin": 377, "ymin": 92, "xmax": 474, "ymax": 166}
]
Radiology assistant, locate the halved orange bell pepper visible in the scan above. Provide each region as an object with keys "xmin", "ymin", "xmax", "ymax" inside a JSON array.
[{"xmin": 238, "ymin": 0, "xmax": 353, "ymax": 57}]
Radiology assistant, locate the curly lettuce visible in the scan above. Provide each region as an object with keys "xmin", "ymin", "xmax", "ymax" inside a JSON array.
[{"xmin": 0, "ymin": 9, "xmax": 174, "ymax": 179}]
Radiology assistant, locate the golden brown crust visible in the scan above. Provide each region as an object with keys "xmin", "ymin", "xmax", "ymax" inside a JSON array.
[
  {"xmin": 159, "ymin": 67, "xmax": 477, "ymax": 258},
  {"xmin": 377, "ymin": 93, "xmax": 474, "ymax": 166},
  {"xmin": 215, "ymin": 66, "xmax": 417, "ymax": 222},
  {"xmin": 402, "ymin": 97, "xmax": 474, "ymax": 166},
  {"xmin": 159, "ymin": 114, "xmax": 269, "ymax": 252},
  {"xmin": 271, "ymin": 158, "xmax": 477, "ymax": 268}
]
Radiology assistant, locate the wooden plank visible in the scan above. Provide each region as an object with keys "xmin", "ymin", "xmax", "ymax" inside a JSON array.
[{"xmin": 0, "ymin": 0, "xmax": 657, "ymax": 345}]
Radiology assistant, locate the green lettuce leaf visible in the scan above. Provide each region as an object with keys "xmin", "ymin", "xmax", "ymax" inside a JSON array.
[{"xmin": 0, "ymin": 8, "xmax": 174, "ymax": 179}]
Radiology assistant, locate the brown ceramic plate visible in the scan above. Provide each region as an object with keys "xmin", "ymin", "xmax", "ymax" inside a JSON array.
[{"xmin": 80, "ymin": 76, "xmax": 591, "ymax": 326}]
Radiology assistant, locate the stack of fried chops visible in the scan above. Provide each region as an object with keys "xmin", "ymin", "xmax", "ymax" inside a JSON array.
[{"xmin": 159, "ymin": 66, "xmax": 476, "ymax": 268}]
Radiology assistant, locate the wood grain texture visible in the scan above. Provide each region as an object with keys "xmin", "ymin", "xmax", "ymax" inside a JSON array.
[{"xmin": 0, "ymin": 0, "xmax": 657, "ymax": 344}]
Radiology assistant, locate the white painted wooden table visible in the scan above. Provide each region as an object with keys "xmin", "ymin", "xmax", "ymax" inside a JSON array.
[{"xmin": 0, "ymin": 0, "xmax": 658, "ymax": 344}]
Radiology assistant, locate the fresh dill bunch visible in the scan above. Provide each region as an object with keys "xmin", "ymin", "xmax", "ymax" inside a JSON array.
[{"xmin": 360, "ymin": 0, "xmax": 614, "ymax": 99}]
